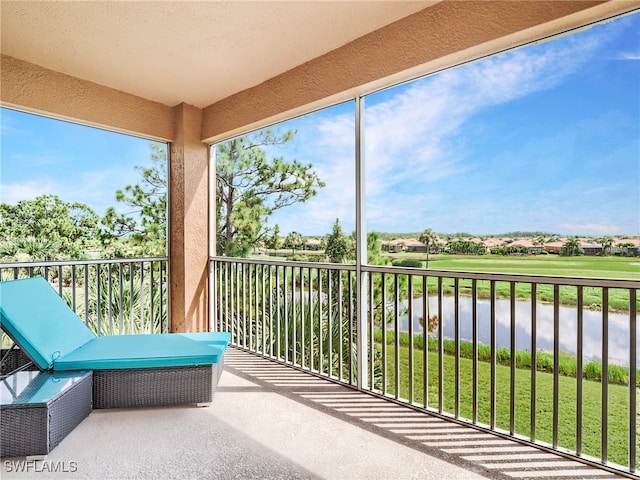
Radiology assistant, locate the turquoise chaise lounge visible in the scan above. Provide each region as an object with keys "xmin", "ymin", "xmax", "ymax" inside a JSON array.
[{"xmin": 0, "ymin": 277, "xmax": 230, "ymax": 408}]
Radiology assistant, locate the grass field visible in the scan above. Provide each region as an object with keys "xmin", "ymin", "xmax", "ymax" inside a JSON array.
[
  {"xmin": 378, "ymin": 341, "xmax": 637, "ymax": 468},
  {"xmin": 263, "ymin": 250, "xmax": 640, "ymax": 280},
  {"xmin": 261, "ymin": 251, "xmax": 639, "ymax": 311},
  {"xmin": 388, "ymin": 252, "xmax": 640, "ymax": 279}
]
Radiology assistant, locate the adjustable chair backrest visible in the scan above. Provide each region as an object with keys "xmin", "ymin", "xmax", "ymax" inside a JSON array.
[{"xmin": 0, "ymin": 277, "xmax": 96, "ymax": 370}]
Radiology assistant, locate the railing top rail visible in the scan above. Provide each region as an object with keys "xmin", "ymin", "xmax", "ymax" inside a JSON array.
[
  {"xmin": 211, "ymin": 256, "xmax": 640, "ymax": 289},
  {"xmin": 210, "ymin": 255, "xmax": 357, "ymax": 271},
  {"xmin": 0, "ymin": 257, "xmax": 168, "ymax": 269},
  {"xmin": 360, "ymin": 264, "xmax": 640, "ymax": 289}
]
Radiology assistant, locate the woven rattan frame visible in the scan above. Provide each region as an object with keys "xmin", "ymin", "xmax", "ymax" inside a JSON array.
[
  {"xmin": 92, "ymin": 361, "xmax": 223, "ymax": 409},
  {"xmin": 0, "ymin": 371, "xmax": 92, "ymax": 458}
]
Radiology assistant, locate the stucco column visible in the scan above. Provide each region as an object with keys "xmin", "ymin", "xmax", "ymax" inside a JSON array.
[{"xmin": 169, "ymin": 103, "xmax": 209, "ymax": 332}]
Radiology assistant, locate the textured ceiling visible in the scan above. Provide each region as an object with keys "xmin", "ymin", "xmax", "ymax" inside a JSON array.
[{"xmin": 0, "ymin": 1, "xmax": 436, "ymax": 108}]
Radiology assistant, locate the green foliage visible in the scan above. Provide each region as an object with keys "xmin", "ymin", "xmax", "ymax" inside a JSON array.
[
  {"xmin": 323, "ymin": 218, "xmax": 349, "ymax": 263},
  {"xmin": 445, "ymin": 238, "xmax": 487, "ymax": 255},
  {"xmin": 381, "ymin": 341, "xmax": 633, "ymax": 467},
  {"xmin": 560, "ymin": 236, "xmax": 583, "ymax": 256},
  {"xmin": 218, "ymin": 266, "xmax": 357, "ymax": 380},
  {"xmin": 60, "ymin": 263, "xmax": 168, "ymax": 335},
  {"xmin": 100, "ymin": 142, "xmax": 167, "ymax": 257},
  {"xmin": 391, "ymin": 259, "xmax": 422, "ymax": 268},
  {"xmin": 418, "ymin": 228, "xmax": 438, "ymax": 267},
  {"xmin": 265, "ymin": 224, "xmax": 282, "ymax": 251},
  {"xmin": 284, "ymin": 231, "xmax": 303, "ymax": 256},
  {"xmin": 0, "ymin": 194, "xmax": 100, "ymax": 261},
  {"xmin": 374, "ymin": 331, "xmax": 638, "ymax": 386},
  {"xmin": 216, "ymin": 129, "xmax": 324, "ymax": 256}
]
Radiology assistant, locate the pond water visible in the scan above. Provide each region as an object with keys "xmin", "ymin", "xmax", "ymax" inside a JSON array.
[{"xmin": 394, "ymin": 295, "xmax": 638, "ymax": 367}]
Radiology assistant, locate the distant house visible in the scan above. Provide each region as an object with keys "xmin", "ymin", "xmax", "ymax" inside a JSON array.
[
  {"xmin": 612, "ymin": 238, "xmax": 640, "ymax": 256},
  {"xmin": 404, "ymin": 239, "xmax": 427, "ymax": 253},
  {"xmin": 544, "ymin": 241, "xmax": 565, "ymax": 254},
  {"xmin": 482, "ymin": 238, "xmax": 504, "ymax": 249},
  {"xmin": 579, "ymin": 241, "xmax": 602, "ymax": 256},
  {"xmin": 511, "ymin": 239, "xmax": 545, "ymax": 254},
  {"xmin": 382, "ymin": 238, "xmax": 427, "ymax": 253}
]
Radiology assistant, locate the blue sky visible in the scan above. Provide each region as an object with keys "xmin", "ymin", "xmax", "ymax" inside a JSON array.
[{"xmin": 2, "ymin": 11, "xmax": 639, "ymax": 238}]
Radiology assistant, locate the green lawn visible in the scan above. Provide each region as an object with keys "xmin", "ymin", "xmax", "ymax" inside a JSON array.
[
  {"xmin": 379, "ymin": 342, "xmax": 637, "ymax": 468},
  {"xmin": 391, "ymin": 253, "xmax": 640, "ymax": 280},
  {"xmin": 381, "ymin": 253, "xmax": 639, "ymax": 312}
]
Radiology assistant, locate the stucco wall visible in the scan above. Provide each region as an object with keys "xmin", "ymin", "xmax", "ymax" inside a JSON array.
[
  {"xmin": 1, "ymin": 55, "xmax": 174, "ymax": 141},
  {"xmin": 201, "ymin": 0, "xmax": 621, "ymax": 142}
]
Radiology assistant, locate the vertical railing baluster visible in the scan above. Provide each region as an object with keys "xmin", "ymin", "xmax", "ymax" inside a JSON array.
[
  {"xmin": 108, "ymin": 263, "xmax": 113, "ymax": 335},
  {"xmin": 601, "ymin": 287, "xmax": 609, "ymax": 463},
  {"xmin": 553, "ymin": 284, "xmax": 560, "ymax": 448},
  {"xmin": 84, "ymin": 264, "xmax": 89, "ymax": 326},
  {"xmin": 57, "ymin": 265, "xmax": 63, "ymax": 296},
  {"xmin": 438, "ymin": 277, "xmax": 443, "ymax": 413},
  {"xmin": 308, "ymin": 267, "xmax": 313, "ymax": 372},
  {"xmin": 262, "ymin": 264, "xmax": 267, "ymax": 354},
  {"xmin": 576, "ymin": 286, "xmax": 584, "ymax": 456},
  {"xmin": 119, "ymin": 263, "xmax": 124, "ymax": 334},
  {"xmin": 129, "ymin": 262, "xmax": 134, "ymax": 333},
  {"xmin": 472, "ymin": 279, "xmax": 478, "ymax": 424},
  {"xmin": 629, "ymin": 288, "xmax": 636, "ymax": 473},
  {"xmin": 369, "ymin": 272, "xmax": 375, "ymax": 391},
  {"xmin": 317, "ymin": 267, "xmax": 323, "ymax": 372},
  {"xmin": 162, "ymin": 260, "xmax": 167, "ymax": 332},
  {"xmin": 381, "ymin": 273, "xmax": 387, "ymax": 396},
  {"xmin": 96, "ymin": 263, "xmax": 102, "ymax": 336},
  {"xmin": 394, "ymin": 273, "xmax": 400, "ymax": 400},
  {"xmin": 235, "ymin": 263, "xmax": 240, "ymax": 346},
  {"xmin": 509, "ymin": 282, "xmax": 516, "ymax": 435},
  {"xmin": 490, "ymin": 279, "xmax": 496, "ymax": 428},
  {"xmin": 423, "ymin": 274, "xmax": 429, "ymax": 409},
  {"xmin": 408, "ymin": 274, "xmax": 414, "ymax": 404},
  {"xmin": 254, "ymin": 264, "xmax": 259, "ymax": 352},
  {"xmin": 300, "ymin": 266, "xmax": 305, "ymax": 367},
  {"xmin": 247, "ymin": 264, "xmax": 252, "ymax": 351},
  {"xmin": 149, "ymin": 262, "xmax": 156, "ymax": 333},
  {"xmin": 454, "ymin": 277, "xmax": 460, "ymax": 418},
  {"xmin": 243, "ymin": 263, "xmax": 248, "ymax": 349},
  {"xmin": 142, "ymin": 262, "xmax": 148, "ymax": 333},
  {"xmin": 71, "ymin": 264, "xmax": 77, "ymax": 312},
  {"xmin": 276, "ymin": 265, "xmax": 282, "ymax": 361},
  {"xmin": 284, "ymin": 265, "xmax": 289, "ymax": 363},
  {"xmin": 349, "ymin": 270, "xmax": 354, "ymax": 385},
  {"xmin": 530, "ymin": 282, "xmax": 537, "ymax": 442},
  {"xmin": 327, "ymin": 268, "xmax": 336, "ymax": 380},
  {"xmin": 292, "ymin": 266, "xmax": 297, "ymax": 365}
]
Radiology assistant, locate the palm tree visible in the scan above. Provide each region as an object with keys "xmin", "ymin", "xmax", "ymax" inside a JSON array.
[
  {"xmin": 284, "ymin": 231, "xmax": 303, "ymax": 256},
  {"xmin": 418, "ymin": 228, "xmax": 439, "ymax": 268},
  {"xmin": 597, "ymin": 236, "xmax": 613, "ymax": 256},
  {"xmin": 561, "ymin": 237, "xmax": 583, "ymax": 256}
]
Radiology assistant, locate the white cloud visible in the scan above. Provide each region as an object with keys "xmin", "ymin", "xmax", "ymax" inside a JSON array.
[
  {"xmin": 0, "ymin": 180, "xmax": 59, "ymax": 204},
  {"xmin": 1, "ymin": 166, "xmax": 136, "ymax": 217},
  {"xmin": 617, "ymin": 52, "xmax": 640, "ymax": 60},
  {"xmin": 257, "ymin": 26, "xmax": 629, "ymax": 237}
]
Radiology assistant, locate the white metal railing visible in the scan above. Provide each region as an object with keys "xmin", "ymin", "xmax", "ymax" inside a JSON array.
[
  {"xmin": 211, "ymin": 255, "xmax": 638, "ymax": 477},
  {"xmin": 0, "ymin": 258, "xmax": 169, "ymax": 335}
]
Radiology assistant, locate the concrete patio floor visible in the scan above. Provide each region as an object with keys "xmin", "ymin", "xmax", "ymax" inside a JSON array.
[{"xmin": 1, "ymin": 348, "xmax": 626, "ymax": 479}]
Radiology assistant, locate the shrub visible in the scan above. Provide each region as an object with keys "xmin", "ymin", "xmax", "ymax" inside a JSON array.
[{"xmin": 392, "ymin": 259, "xmax": 423, "ymax": 268}]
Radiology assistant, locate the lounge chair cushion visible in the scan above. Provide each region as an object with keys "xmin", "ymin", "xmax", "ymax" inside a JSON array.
[
  {"xmin": 53, "ymin": 332, "xmax": 231, "ymax": 370},
  {"xmin": 0, "ymin": 277, "xmax": 96, "ymax": 370},
  {"xmin": 0, "ymin": 277, "xmax": 231, "ymax": 372}
]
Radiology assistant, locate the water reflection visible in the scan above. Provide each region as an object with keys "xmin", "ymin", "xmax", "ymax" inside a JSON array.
[{"xmin": 394, "ymin": 296, "xmax": 638, "ymax": 367}]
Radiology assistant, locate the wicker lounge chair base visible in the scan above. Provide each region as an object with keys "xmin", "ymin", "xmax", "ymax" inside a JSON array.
[
  {"xmin": 93, "ymin": 361, "xmax": 223, "ymax": 409},
  {"xmin": 1, "ymin": 371, "xmax": 92, "ymax": 458}
]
